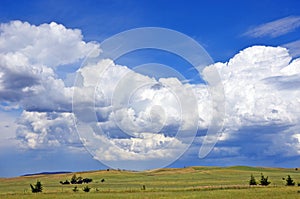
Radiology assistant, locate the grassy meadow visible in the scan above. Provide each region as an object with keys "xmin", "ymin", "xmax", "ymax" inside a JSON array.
[{"xmin": 0, "ymin": 166, "xmax": 300, "ymax": 198}]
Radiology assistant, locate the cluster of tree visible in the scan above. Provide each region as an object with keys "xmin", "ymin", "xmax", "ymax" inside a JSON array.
[
  {"xmin": 60, "ymin": 174, "xmax": 93, "ymax": 185},
  {"xmin": 250, "ymin": 173, "xmax": 300, "ymax": 186},
  {"xmin": 249, "ymin": 173, "xmax": 271, "ymax": 186},
  {"xmin": 30, "ymin": 181, "xmax": 43, "ymax": 193}
]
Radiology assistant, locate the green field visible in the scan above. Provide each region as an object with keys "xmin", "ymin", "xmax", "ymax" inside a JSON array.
[{"xmin": 1, "ymin": 166, "xmax": 300, "ymax": 198}]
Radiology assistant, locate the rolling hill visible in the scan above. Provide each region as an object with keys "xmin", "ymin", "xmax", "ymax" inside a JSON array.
[{"xmin": 0, "ymin": 166, "xmax": 300, "ymax": 198}]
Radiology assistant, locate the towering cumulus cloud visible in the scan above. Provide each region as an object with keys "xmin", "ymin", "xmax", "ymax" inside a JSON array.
[
  {"xmin": 0, "ymin": 20, "xmax": 299, "ymax": 168},
  {"xmin": 203, "ymin": 46, "xmax": 300, "ymax": 159}
]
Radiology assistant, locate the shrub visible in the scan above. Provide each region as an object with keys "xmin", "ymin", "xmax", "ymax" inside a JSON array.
[
  {"xmin": 286, "ymin": 175, "xmax": 295, "ymax": 186},
  {"xmin": 249, "ymin": 174, "xmax": 257, "ymax": 185},
  {"xmin": 60, "ymin": 180, "xmax": 70, "ymax": 185},
  {"xmin": 83, "ymin": 186, "xmax": 91, "ymax": 192},
  {"xmin": 260, "ymin": 173, "xmax": 271, "ymax": 186},
  {"xmin": 30, "ymin": 181, "xmax": 43, "ymax": 193},
  {"xmin": 141, "ymin": 185, "xmax": 146, "ymax": 190},
  {"xmin": 72, "ymin": 186, "xmax": 79, "ymax": 192},
  {"xmin": 83, "ymin": 178, "xmax": 93, "ymax": 183}
]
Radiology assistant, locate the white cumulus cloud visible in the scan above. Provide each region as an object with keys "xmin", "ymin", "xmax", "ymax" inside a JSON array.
[
  {"xmin": 0, "ymin": 20, "xmax": 100, "ymax": 67},
  {"xmin": 1, "ymin": 20, "xmax": 300, "ymax": 169},
  {"xmin": 0, "ymin": 20, "xmax": 99, "ymax": 149},
  {"xmin": 16, "ymin": 111, "xmax": 80, "ymax": 149}
]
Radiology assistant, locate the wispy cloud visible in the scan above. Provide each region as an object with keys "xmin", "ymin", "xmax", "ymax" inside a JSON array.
[
  {"xmin": 244, "ymin": 16, "xmax": 300, "ymax": 38},
  {"xmin": 283, "ymin": 39, "xmax": 300, "ymax": 58}
]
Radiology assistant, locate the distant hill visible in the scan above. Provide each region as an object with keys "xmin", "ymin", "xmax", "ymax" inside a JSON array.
[{"xmin": 22, "ymin": 171, "xmax": 72, "ymax": 176}]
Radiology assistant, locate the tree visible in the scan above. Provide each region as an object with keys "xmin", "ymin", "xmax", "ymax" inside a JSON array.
[
  {"xmin": 260, "ymin": 173, "xmax": 271, "ymax": 186},
  {"xmin": 76, "ymin": 176, "xmax": 83, "ymax": 184},
  {"xmin": 71, "ymin": 174, "xmax": 76, "ymax": 184},
  {"xmin": 30, "ymin": 181, "xmax": 43, "ymax": 193},
  {"xmin": 249, "ymin": 174, "xmax": 257, "ymax": 185},
  {"xmin": 286, "ymin": 175, "xmax": 295, "ymax": 186},
  {"xmin": 71, "ymin": 174, "xmax": 77, "ymax": 184}
]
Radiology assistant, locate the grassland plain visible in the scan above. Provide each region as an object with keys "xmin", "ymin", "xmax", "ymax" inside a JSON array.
[{"xmin": 0, "ymin": 166, "xmax": 300, "ymax": 198}]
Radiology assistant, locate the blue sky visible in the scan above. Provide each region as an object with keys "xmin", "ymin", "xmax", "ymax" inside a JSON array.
[
  {"xmin": 2, "ymin": 0, "xmax": 300, "ymax": 61},
  {"xmin": 0, "ymin": 0, "xmax": 300, "ymax": 177}
]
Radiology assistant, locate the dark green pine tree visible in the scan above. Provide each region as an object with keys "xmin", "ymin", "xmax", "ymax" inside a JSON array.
[
  {"xmin": 71, "ymin": 174, "xmax": 77, "ymax": 184},
  {"xmin": 286, "ymin": 175, "xmax": 295, "ymax": 186},
  {"xmin": 249, "ymin": 174, "xmax": 257, "ymax": 185},
  {"xmin": 30, "ymin": 181, "xmax": 43, "ymax": 193}
]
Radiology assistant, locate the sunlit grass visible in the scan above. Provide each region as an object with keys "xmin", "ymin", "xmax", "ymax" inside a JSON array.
[{"xmin": 1, "ymin": 166, "xmax": 300, "ymax": 198}]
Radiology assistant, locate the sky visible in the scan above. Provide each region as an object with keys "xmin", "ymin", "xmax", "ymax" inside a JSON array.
[{"xmin": 0, "ymin": 0, "xmax": 300, "ymax": 177}]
